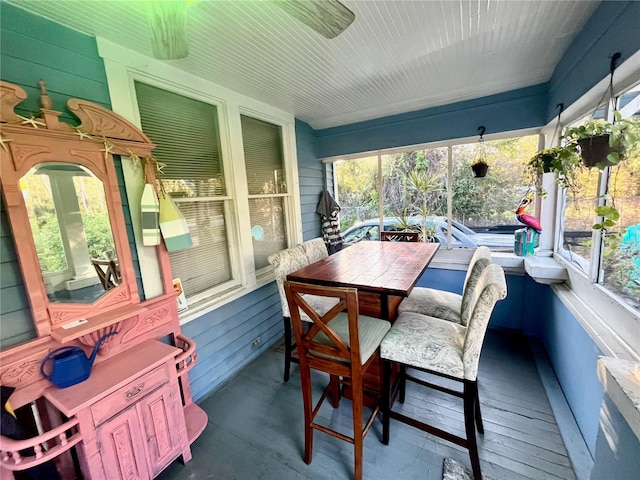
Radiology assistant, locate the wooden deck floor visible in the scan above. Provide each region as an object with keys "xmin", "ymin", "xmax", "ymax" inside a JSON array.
[{"xmin": 159, "ymin": 330, "xmax": 578, "ymax": 480}]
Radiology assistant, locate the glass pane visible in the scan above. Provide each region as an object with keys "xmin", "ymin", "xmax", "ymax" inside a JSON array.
[
  {"xmin": 241, "ymin": 115, "xmax": 286, "ymax": 195},
  {"xmin": 168, "ymin": 200, "xmax": 232, "ymax": 296},
  {"xmin": 249, "ymin": 197, "xmax": 287, "ymax": 269},
  {"xmin": 335, "ymin": 156, "xmax": 379, "ymax": 232},
  {"xmin": 602, "ymin": 154, "xmax": 640, "ymax": 310},
  {"xmin": 452, "ymin": 136, "xmax": 538, "ymax": 229},
  {"xmin": 135, "ymin": 82, "xmax": 225, "ymax": 197},
  {"xmin": 22, "ymin": 163, "xmax": 117, "ymax": 304},
  {"xmin": 22, "ymin": 173, "xmax": 67, "ymax": 273},
  {"xmin": 562, "ymin": 168, "xmax": 599, "ymax": 263}
]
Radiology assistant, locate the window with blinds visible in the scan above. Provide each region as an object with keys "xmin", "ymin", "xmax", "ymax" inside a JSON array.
[
  {"xmin": 135, "ymin": 82, "xmax": 232, "ymax": 299},
  {"xmin": 241, "ymin": 115, "xmax": 289, "ymax": 269}
]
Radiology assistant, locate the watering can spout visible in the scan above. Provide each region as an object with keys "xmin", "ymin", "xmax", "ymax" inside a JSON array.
[{"xmin": 88, "ymin": 331, "xmax": 118, "ymax": 366}]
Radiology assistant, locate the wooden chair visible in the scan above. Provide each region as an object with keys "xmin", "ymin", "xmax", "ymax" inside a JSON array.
[
  {"xmin": 268, "ymin": 246, "xmax": 338, "ymax": 382},
  {"xmin": 284, "ymin": 281, "xmax": 391, "ymax": 480},
  {"xmin": 91, "ymin": 259, "xmax": 121, "ymax": 290},
  {"xmin": 397, "ymin": 246, "xmax": 492, "ymax": 323},
  {"xmin": 379, "ymin": 264, "xmax": 507, "ymax": 480},
  {"xmin": 380, "ymin": 230, "xmax": 419, "ymax": 242}
]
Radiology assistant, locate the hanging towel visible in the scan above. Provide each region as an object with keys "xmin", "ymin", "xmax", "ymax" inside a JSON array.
[
  {"xmin": 316, "ymin": 189, "xmax": 344, "ymax": 254},
  {"xmin": 159, "ymin": 192, "xmax": 193, "ymax": 252}
]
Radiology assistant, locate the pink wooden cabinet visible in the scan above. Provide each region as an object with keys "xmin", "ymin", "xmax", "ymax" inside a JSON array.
[{"xmin": 0, "ymin": 82, "xmax": 207, "ymax": 479}]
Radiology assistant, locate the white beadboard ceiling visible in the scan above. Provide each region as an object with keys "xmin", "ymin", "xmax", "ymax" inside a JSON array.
[{"xmin": 8, "ymin": 0, "xmax": 599, "ymax": 129}]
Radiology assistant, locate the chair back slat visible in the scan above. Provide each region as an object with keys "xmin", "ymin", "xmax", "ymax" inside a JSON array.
[
  {"xmin": 380, "ymin": 231, "xmax": 420, "ymax": 242},
  {"xmin": 284, "ymin": 281, "xmax": 362, "ymax": 368},
  {"xmin": 462, "ymin": 264, "xmax": 507, "ymax": 380}
]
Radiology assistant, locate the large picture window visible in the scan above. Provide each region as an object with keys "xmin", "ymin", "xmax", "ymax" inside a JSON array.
[
  {"xmin": 335, "ymin": 135, "xmax": 538, "ymax": 251},
  {"xmin": 134, "ymin": 82, "xmax": 296, "ymax": 308},
  {"xmin": 559, "ymin": 82, "xmax": 640, "ymax": 311}
]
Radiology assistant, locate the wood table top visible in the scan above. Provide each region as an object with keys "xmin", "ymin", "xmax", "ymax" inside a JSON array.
[{"xmin": 287, "ymin": 241, "xmax": 439, "ymax": 297}]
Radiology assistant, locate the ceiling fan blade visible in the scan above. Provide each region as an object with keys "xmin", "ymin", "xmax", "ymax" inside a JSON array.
[
  {"xmin": 273, "ymin": 0, "xmax": 355, "ymax": 39},
  {"xmin": 147, "ymin": 1, "xmax": 189, "ymax": 60}
]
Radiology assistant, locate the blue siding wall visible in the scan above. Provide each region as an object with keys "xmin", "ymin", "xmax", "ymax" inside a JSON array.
[
  {"xmin": 547, "ymin": 1, "xmax": 640, "ymax": 122},
  {"xmin": 0, "ymin": 195, "xmax": 34, "ymax": 348},
  {"xmin": 523, "ymin": 283, "xmax": 604, "ymax": 457},
  {"xmin": 181, "ymin": 283, "xmax": 282, "ymax": 401},
  {"xmin": 590, "ymin": 395, "xmax": 640, "ymax": 480},
  {"xmin": 315, "ymin": 84, "xmax": 548, "ymax": 159},
  {"xmin": 0, "ymin": 3, "xmax": 142, "ymax": 348},
  {"xmin": 296, "ymin": 119, "xmax": 328, "ymax": 240}
]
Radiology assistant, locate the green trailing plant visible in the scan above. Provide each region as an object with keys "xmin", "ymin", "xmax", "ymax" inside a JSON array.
[
  {"xmin": 525, "ymin": 144, "xmax": 581, "ymax": 197},
  {"xmin": 563, "ymin": 112, "xmax": 640, "ymax": 167}
]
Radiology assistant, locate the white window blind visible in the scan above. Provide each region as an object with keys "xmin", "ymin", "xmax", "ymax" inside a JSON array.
[
  {"xmin": 241, "ymin": 115, "xmax": 288, "ymax": 269},
  {"xmin": 135, "ymin": 82, "xmax": 232, "ymax": 299}
]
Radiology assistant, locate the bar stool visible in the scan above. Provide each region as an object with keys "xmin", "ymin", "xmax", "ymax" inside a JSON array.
[
  {"xmin": 284, "ymin": 281, "xmax": 391, "ymax": 480},
  {"xmin": 380, "ymin": 264, "xmax": 507, "ymax": 480}
]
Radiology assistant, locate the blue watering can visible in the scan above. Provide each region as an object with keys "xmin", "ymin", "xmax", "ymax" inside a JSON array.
[{"xmin": 40, "ymin": 332, "xmax": 118, "ymax": 388}]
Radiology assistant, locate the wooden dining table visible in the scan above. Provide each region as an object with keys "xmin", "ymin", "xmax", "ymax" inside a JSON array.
[
  {"xmin": 287, "ymin": 240, "xmax": 439, "ymax": 321},
  {"xmin": 286, "ymin": 240, "xmax": 439, "ymax": 405}
]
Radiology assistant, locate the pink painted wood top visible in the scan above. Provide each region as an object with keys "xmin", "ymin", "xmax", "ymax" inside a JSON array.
[
  {"xmin": 44, "ymin": 339, "xmax": 180, "ymax": 416},
  {"xmin": 287, "ymin": 241, "xmax": 439, "ymax": 297}
]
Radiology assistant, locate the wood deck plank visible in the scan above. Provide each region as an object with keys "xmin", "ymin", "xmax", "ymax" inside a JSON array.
[{"xmin": 158, "ymin": 330, "xmax": 578, "ymax": 480}]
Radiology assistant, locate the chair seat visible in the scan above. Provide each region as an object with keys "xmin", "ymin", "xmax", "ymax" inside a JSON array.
[
  {"xmin": 299, "ymin": 294, "xmax": 340, "ymax": 323},
  {"xmin": 313, "ymin": 312, "xmax": 391, "ymax": 364},
  {"xmin": 380, "ymin": 311, "xmax": 466, "ymax": 379},
  {"xmin": 397, "ymin": 287, "xmax": 462, "ymax": 323}
]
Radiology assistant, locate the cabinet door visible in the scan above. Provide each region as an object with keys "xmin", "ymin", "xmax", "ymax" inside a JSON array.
[
  {"xmin": 138, "ymin": 383, "xmax": 184, "ymax": 476},
  {"xmin": 97, "ymin": 407, "xmax": 150, "ymax": 480}
]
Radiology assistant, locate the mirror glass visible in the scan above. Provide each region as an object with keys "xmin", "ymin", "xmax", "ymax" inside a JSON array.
[{"xmin": 21, "ymin": 163, "xmax": 119, "ymax": 304}]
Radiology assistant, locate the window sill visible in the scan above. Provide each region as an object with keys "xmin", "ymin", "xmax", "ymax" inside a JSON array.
[
  {"xmin": 523, "ymin": 252, "xmax": 568, "ymax": 284},
  {"xmin": 177, "ymin": 273, "xmax": 275, "ymax": 326}
]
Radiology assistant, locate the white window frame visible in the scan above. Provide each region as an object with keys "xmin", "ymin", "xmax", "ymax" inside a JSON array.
[
  {"xmin": 546, "ymin": 53, "xmax": 640, "ymax": 360},
  {"xmin": 97, "ymin": 38, "xmax": 303, "ymax": 322}
]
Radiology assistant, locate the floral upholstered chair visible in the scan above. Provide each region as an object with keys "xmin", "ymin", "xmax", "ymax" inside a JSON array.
[
  {"xmin": 397, "ymin": 246, "xmax": 492, "ymax": 324},
  {"xmin": 268, "ymin": 244, "xmax": 337, "ymax": 382},
  {"xmin": 300, "ymin": 237, "xmax": 329, "ymax": 264},
  {"xmin": 379, "ymin": 264, "xmax": 507, "ymax": 480}
]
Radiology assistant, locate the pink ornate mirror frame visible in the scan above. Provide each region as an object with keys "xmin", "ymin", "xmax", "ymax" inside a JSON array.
[{"xmin": 0, "ymin": 80, "xmax": 182, "ymax": 402}]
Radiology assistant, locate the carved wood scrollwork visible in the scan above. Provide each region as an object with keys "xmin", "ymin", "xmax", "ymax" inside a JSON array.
[{"xmin": 1, "ymin": 80, "xmax": 179, "ymax": 379}]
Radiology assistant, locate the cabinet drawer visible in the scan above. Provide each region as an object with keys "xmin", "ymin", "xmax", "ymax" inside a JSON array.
[{"xmin": 91, "ymin": 364, "xmax": 170, "ymax": 426}]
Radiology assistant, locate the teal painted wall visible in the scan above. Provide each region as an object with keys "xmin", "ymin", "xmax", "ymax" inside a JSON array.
[
  {"xmin": 315, "ymin": 84, "xmax": 548, "ymax": 159},
  {"xmin": 295, "ymin": 119, "xmax": 326, "ymax": 240},
  {"xmin": 312, "ymin": 2, "xmax": 640, "ymax": 160},
  {"xmin": 0, "ymin": 2, "xmax": 142, "ymax": 348},
  {"xmin": 547, "ymin": 1, "xmax": 640, "ymax": 122}
]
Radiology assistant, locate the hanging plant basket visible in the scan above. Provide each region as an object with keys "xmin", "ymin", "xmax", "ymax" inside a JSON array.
[
  {"xmin": 576, "ymin": 135, "xmax": 621, "ymax": 168},
  {"xmin": 471, "ymin": 162, "xmax": 489, "ymax": 178}
]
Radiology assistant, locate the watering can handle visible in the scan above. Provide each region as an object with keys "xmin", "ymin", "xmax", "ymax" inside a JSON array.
[{"xmin": 40, "ymin": 346, "xmax": 78, "ymax": 381}]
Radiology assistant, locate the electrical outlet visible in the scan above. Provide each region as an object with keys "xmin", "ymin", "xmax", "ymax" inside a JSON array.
[{"xmin": 251, "ymin": 337, "xmax": 261, "ymax": 349}]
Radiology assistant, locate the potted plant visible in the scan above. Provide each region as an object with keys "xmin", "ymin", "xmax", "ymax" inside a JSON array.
[
  {"xmin": 562, "ymin": 112, "xmax": 640, "ymax": 168},
  {"xmin": 525, "ymin": 144, "xmax": 581, "ymax": 197},
  {"xmin": 471, "ymin": 159, "xmax": 489, "ymax": 178}
]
